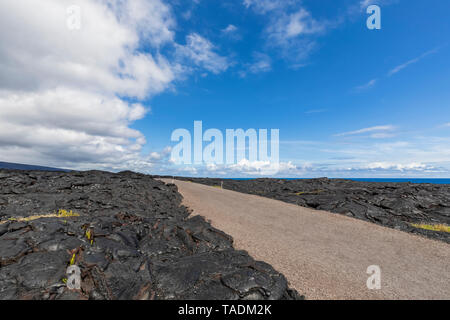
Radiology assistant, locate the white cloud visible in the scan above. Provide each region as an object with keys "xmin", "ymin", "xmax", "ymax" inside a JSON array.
[
  {"xmin": 228, "ymin": 159, "xmax": 297, "ymax": 176},
  {"xmin": 149, "ymin": 147, "xmax": 172, "ymax": 161},
  {"xmin": 247, "ymin": 4, "xmax": 328, "ymax": 62},
  {"xmin": 239, "ymin": 52, "xmax": 272, "ymax": 77},
  {"xmin": 277, "ymin": 134, "xmax": 450, "ymax": 177},
  {"xmin": 0, "ymin": 88, "xmax": 148, "ymax": 167},
  {"xmin": 176, "ymin": 33, "xmax": 230, "ymax": 74},
  {"xmin": 298, "ymin": 161, "xmax": 440, "ymax": 178},
  {"xmin": 249, "ymin": 56, "xmax": 272, "ymax": 73},
  {"xmin": 180, "ymin": 166, "xmax": 198, "ymax": 175},
  {"xmin": 0, "ymin": 0, "xmax": 181, "ymax": 172},
  {"xmin": 222, "ymin": 24, "xmax": 238, "ymax": 33},
  {"xmin": 335, "ymin": 125, "xmax": 396, "ymax": 137},
  {"xmin": 108, "ymin": 0, "xmax": 175, "ymax": 47},
  {"xmin": 270, "ymin": 9, "xmax": 326, "ymax": 40},
  {"xmin": 354, "ymin": 79, "xmax": 377, "ymax": 91},
  {"xmin": 196, "ymin": 159, "xmax": 299, "ymax": 177},
  {"xmin": 162, "ymin": 159, "xmax": 301, "ymax": 177},
  {"xmin": 221, "ymin": 24, "xmax": 241, "ymax": 40},
  {"xmin": 388, "ymin": 48, "xmax": 440, "ymax": 76},
  {"xmin": 0, "ymin": 0, "xmax": 177, "ymax": 99},
  {"xmin": 158, "ymin": 134, "xmax": 450, "ymax": 177},
  {"xmin": 363, "ymin": 162, "xmax": 431, "ymax": 171},
  {"xmin": 243, "ymin": 0, "xmax": 290, "ymax": 14},
  {"xmin": 359, "ymin": 0, "xmax": 399, "ymax": 10},
  {"xmin": 0, "ymin": 0, "xmax": 231, "ymax": 172},
  {"xmin": 167, "ymin": 158, "xmax": 442, "ymax": 178}
]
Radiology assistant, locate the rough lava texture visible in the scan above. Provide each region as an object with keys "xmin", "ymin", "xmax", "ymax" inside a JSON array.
[
  {"xmin": 0, "ymin": 170, "xmax": 302, "ymax": 300},
  {"xmin": 170, "ymin": 177, "xmax": 450, "ymax": 243}
]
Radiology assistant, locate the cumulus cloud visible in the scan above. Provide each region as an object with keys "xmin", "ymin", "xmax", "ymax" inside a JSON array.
[
  {"xmin": 298, "ymin": 161, "xmax": 440, "ymax": 178},
  {"xmin": 0, "ymin": 88, "xmax": 148, "ymax": 168},
  {"xmin": 363, "ymin": 162, "xmax": 431, "ymax": 171},
  {"xmin": 170, "ymin": 159, "xmax": 439, "ymax": 178},
  {"xmin": 239, "ymin": 52, "xmax": 272, "ymax": 77},
  {"xmin": 0, "ymin": 0, "xmax": 230, "ymax": 172},
  {"xmin": 149, "ymin": 147, "xmax": 172, "ymax": 161},
  {"xmin": 108, "ymin": 0, "xmax": 175, "ymax": 47},
  {"xmin": 268, "ymin": 8, "xmax": 326, "ymax": 42},
  {"xmin": 243, "ymin": 0, "xmax": 291, "ymax": 14},
  {"xmin": 221, "ymin": 24, "xmax": 241, "ymax": 41},
  {"xmin": 161, "ymin": 134, "xmax": 450, "ymax": 177},
  {"xmin": 235, "ymin": 159, "xmax": 299, "ymax": 176},
  {"xmin": 266, "ymin": 8, "xmax": 328, "ymax": 61},
  {"xmin": 0, "ymin": 0, "xmax": 177, "ymax": 99},
  {"xmin": 166, "ymin": 160, "xmax": 300, "ymax": 177},
  {"xmin": 222, "ymin": 24, "xmax": 238, "ymax": 34},
  {"xmin": 176, "ymin": 33, "xmax": 230, "ymax": 74},
  {"xmin": 244, "ymin": 2, "xmax": 328, "ymax": 62},
  {"xmin": 277, "ymin": 134, "xmax": 450, "ymax": 178},
  {"xmin": 0, "ymin": 0, "xmax": 180, "ymax": 171}
]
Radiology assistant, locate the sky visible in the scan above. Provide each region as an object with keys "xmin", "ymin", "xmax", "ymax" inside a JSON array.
[{"xmin": 0, "ymin": 0, "xmax": 449, "ymax": 177}]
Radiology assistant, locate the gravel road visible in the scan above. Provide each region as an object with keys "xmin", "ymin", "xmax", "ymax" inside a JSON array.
[{"xmin": 163, "ymin": 179, "xmax": 450, "ymax": 300}]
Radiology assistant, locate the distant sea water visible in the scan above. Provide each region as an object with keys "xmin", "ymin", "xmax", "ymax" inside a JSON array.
[{"xmin": 228, "ymin": 178, "xmax": 450, "ymax": 184}]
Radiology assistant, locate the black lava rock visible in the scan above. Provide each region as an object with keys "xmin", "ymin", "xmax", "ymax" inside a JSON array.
[{"xmin": 0, "ymin": 170, "xmax": 302, "ymax": 300}]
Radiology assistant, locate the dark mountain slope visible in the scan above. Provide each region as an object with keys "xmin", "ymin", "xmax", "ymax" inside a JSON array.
[{"xmin": 0, "ymin": 161, "xmax": 69, "ymax": 172}]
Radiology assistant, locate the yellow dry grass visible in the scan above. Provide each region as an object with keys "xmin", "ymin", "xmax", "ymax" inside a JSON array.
[
  {"xmin": 69, "ymin": 253, "xmax": 76, "ymax": 265},
  {"xmin": 0, "ymin": 209, "xmax": 80, "ymax": 225},
  {"xmin": 411, "ymin": 223, "xmax": 450, "ymax": 233},
  {"xmin": 295, "ymin": 190, "xmax": 323, "ymax": 196}
]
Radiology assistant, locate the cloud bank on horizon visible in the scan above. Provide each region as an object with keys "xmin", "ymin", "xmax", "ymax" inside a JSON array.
[{"xmin": 0, "ymin": 0, "xmax": 449, "ymax": 177}]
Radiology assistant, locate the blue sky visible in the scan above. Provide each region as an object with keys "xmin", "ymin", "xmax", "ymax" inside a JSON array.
[
  {"xmin": 136, "ymin": 0, "xmax": 450, "ymax": 177},
  {"xmin": 1, "ymin": 0, "xmax": 449, "ymax": 177}
]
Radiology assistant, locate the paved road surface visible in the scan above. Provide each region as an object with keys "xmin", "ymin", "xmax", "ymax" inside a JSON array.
[{"xmin": 162, "ymin": 179, "xmax": 450, "ymax": 300}]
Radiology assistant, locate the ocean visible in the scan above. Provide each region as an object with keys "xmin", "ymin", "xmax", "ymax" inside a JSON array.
[{"xmin": 229, "ymin": 178, "xmax": 450, "ymax": 184}]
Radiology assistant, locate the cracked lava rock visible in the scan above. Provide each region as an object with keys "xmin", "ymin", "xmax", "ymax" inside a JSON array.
[{"xmin": 0, "ymin": 170, "xmax": 302, "ymax": 300}]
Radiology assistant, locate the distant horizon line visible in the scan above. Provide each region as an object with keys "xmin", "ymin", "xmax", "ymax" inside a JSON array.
[{"xmin": 2, "ymin": 161, "xmax": 450, "ymax": 182}]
